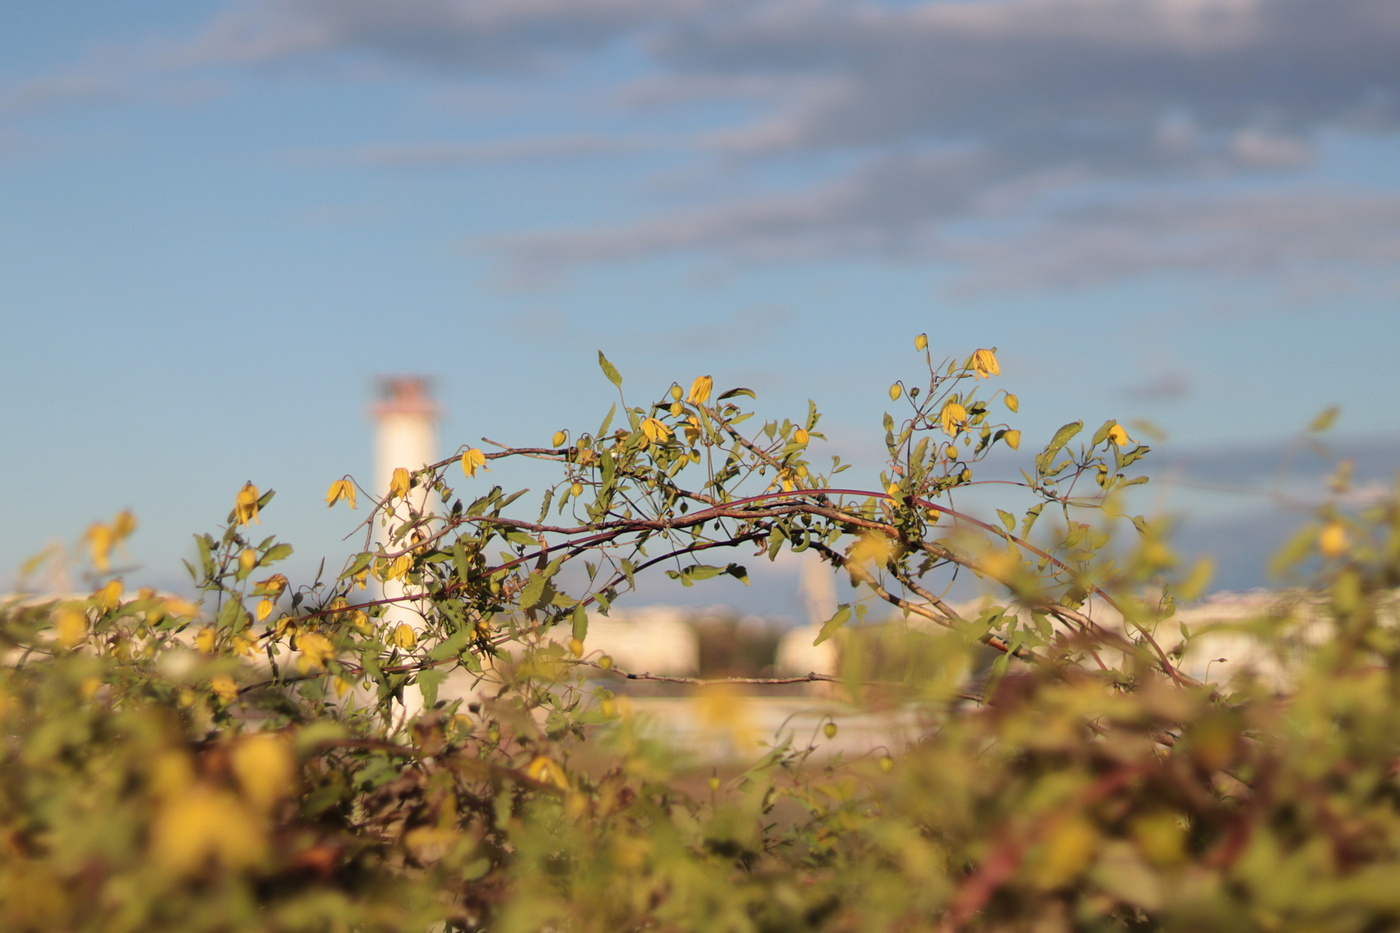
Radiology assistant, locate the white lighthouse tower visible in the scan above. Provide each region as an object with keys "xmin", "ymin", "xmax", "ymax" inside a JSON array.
[{"xmin": 370, "ymin": 375, "xmax": 439, "ymax": 719}]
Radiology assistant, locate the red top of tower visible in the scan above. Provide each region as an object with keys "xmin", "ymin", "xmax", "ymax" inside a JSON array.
[{"xmin": 371, "ymin": 375, "xmax": 439, "ymax": 418}]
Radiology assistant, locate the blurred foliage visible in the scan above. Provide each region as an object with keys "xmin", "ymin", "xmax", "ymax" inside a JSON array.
[{"xmin": 4, "ymin": 342, "xmax": 1400, "ymax": 931}]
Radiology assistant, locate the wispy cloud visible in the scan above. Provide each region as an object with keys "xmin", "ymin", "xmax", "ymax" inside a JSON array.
[{"xmin": 9, "ymin": 0, "xmax": 1400, "ymax": 290}]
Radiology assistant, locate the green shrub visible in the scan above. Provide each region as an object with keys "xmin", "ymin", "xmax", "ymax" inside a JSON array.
[{"xmin": 3, "ymin": 342, "xmax": 1398, "ymax": 932}]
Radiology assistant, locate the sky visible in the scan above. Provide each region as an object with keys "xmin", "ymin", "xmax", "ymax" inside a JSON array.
[{"xmin": 2, "ymin": 0, "xmax": 1398, "ymax": 618}]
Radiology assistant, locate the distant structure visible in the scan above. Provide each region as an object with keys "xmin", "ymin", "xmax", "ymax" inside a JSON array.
[
  {"xmin": 775, "ymin": 554, "xmax": 842, "ymax": 686},
  {"xmin": 370, "ymin": 376, "xmax": 439, "ymax": 717}
]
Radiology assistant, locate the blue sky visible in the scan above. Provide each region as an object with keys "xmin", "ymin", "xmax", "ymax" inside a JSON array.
[{"xmin": 3, "ymin": 0, "xmax": 1398, "ymax": 614}]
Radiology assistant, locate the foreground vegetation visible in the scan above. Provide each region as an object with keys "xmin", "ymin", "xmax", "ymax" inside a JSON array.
[{"xmin": 2, "ymin": 343, "xmax": 1397, "ymax": 932}]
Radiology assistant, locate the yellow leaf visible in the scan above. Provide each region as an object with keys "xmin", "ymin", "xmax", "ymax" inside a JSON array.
[
  {"xmin": 640, "ymin": 417, "xmax": 672, "ymax": 445},
  {"xmin": 388, "ymin": 467, "xmax": 411, "ymax": 500},
  {"xmin": 846, "ymin": 531, "xmax": 893, "ymax": 570},
  {"xmin": 296, "ymin": 631, "xmax": 336, "ymax": 669},
  {"xmin": 552, "ymin": 430, "xmax": 567, "ymax": 448},
  {"xmin": 1107, "ymin": 423, "xmax": 1132, "ymax": 446},
  {"xmin": 231, "ymin": 733, "xmax": 296, "ymax": 812},
  {"xmin": 1004, "ymin": 429, "xmax": 1021, "ymax": 450},
  {"xmin": 914, "ymin": 333, "xmax": 928, "ymax": 351},
  {"xmin": 325, "ymin": 478, "xmax": 357, "ymax": 509},
  {"xmin": 461, "ymin": 447, "xmax": 488, "ymax": 478},
  {"xmin": 1320, "ymin": 522, "xmax": 1349, "ymax": 558},
  {"xmin": 687, "ymin": 374, "xmax": 713, "ymax": 404},
  {"xmin": 85, "ymin": 522, "xmax": 114, "ymax": 573},
  {"xmin": 210, "ymin": 675, "xmax": 239, "ymax": 704},
  {"xmin": 195, "ymin": 627, "xmax": 216, "ymax": 654},
  {"xmin": 55, "ymin": 608, "xmax": 87, "ymax": 649},
  {"xmin": 971, "ymin": 348, "xmax": 1000, "ymax": 379},
  {"xmin": 97, "ymin": 579, "xmax": 124, "ymax": 612},
  {"xmin": 939, "ymin": 401, "xmax": 967, "ymax": 437},
  {"xmin": 391, "ymin": 623, "xmax": 418, "ymax": 649},
  {"xmin": 234, "ymin": 482, "xmax": 261, "ymax": 526},
  {"xmin": 1005, "ymin": 393, "xmax": 1019, "ymax": 413}
]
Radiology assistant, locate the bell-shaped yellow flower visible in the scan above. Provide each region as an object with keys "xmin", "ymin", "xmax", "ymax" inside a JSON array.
[
  {"xmin": 687, "ymin": 375, "xmax": 713, "ymax": 405},
  {"xmin": 325, "ymin": 478, "xmax": 357, "ymax": 509},
  {"xmin": 971, "ymin": 348, "xmax": 1000, "ymax": 379},
  {"xmin": 1106, "ymin": 423, "xmax": 1132, "ymax": 446},
  {"xmin": 939, "ymin": 401, "xmax": 968, "ymax": 437},
  {"xmin": 295, "ymin": 631, "xmax": 336, "ymax": 670},
  {"xmin": 235, "ymin": 482, "xmax": 261, "ymax": 526},
  {"xmin": 388, "ymin": 467, "xmax": 411, "ymax": 500},
  {"xmin": 640, "ymin": 417, "xmax": 672, "ymax": 445},
  {"xmin": 461, "ymin": 447, "xmax": 488, "ymax": 478},
  {"xmin": 914, "ymin": 333, "xmax": 928, "ymax": 351}
]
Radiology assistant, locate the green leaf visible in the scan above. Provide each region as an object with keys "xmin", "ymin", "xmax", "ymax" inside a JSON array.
[
  {"xmin": 717, "ymin": 387, "xmax": 756, "ymax": 401},
  {"xmin": 598, "ymin": 351, "xmax": 623, "ymax": 388},
  {"xmin": 571, "ymin": 604, "xmax": 588, "ymax": 641},
  {"xmin": 417, "ymin": 668, "xmax": 448, "ymax": 709},
  {"xmin": 1045, "ymin": 420, "xmax": 1083, "ymax": 454},
  {"xmin": 262, "ymin": 543, "xmax": 294, "ymax": 564},
  {"xmin": 996, "ymin": 509, "xmax": 1016, "ymax": 533},
  {"xmin": 1308, "ymin": 405, "xmax": 1339, "ymax": 433},
  {"xmin": 815, "ymin": 604, "xmax": 851, "ymax": 646},
  {"xmin": 519, "ymin": 571, "xmax": 552, "ymax": 610}
]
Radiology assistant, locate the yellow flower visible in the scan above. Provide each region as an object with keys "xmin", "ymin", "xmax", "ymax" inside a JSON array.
[
  {"xmin": 391, "ymin": 623, "xmax": 418, "ymax": 649},
  {"xmin": 525, "ymin": 755, "xmax": 569, "ymax": 790},
  {"xmin": 914, "ymin": 333, "xmax": 928, "ymax": 351},
  {"xmin": 255, "ymin": 598, "xmax": 275, "ymax": 623},
  {"xmin": 1005, "ymin": 393, "xmax": 1019, "ymax": 413},
  {"xmin": 939, "ymin": 401, "xmax": 968, "ymax": 437},
  {"xmin": 639, "ymin": 417, "xmax": 672, "ymax": 445},
  {"xmin": 325, "ymin": 478, "xmax": 357, "ymax": 509},
  {"xmin": 238, "ymin": 548, "xmax": 258, "ymax": 575},
  {"xmin": 195, "ymin": 627, "xmax": 216, "ymax": 654},
  {"xmin": 149, "ymin": 785, "xmax": 268, "ymax": 875},
  {"xmin": 1319, "ymin": 522, "xmax": 1349, "ymax": 558},
  {"xmin": 97, "ymin": 579, "xmax": 124, "ymax": 613},
  {"xmin": 971, "ymin": 348, "xmax": 1000, "ymax": 379},
  {"xmin": 234, "ymin": 482, "xmax": 261, "ymax": 526},
  {"xmin": 253, "ymin": 573, "xmax": 288, "ymax": 596},
  {"xmin": 1106, "ymin": 423, "xmax": 1132, "ymax": 446},
  {"xmin": 1003, "ymin": 429, "xmax": 1022, "ymax": 450},
  {"xmin": 552, "ymin": 430, "xmax": 568, "ymax": 448},
  {"xmin": 162, "ymin": 595, "xmax": 201, "ymax": 619},
  {"xmin": 231, "ymin": 734, "xmax": 295, "ymax": 812},
  {"xmin": 889, "ymin": 383, "xmax": 902, "ymax": 401},
  {"xmin": 296, "ymin": 632, "xmax": 336, "ymax": 670},
  {"xmin": 55, "ymin": 607, "xmax": 87, "ymax": 649},
  {"xmin": 113, "ymin": 509, "xmax": 137, "ymax": 539},
  {"xmin": 461, "ymin": 447, "xmax": 488, "ymax": 478},
  {"xmin": 210, "ymin": 675, "xmax": 240, "ymax": 705},
  {"xmin": 388, "ymin": 467, "xmax": 411, "ymax": 500},
  {"xmin": 86, "ymin": 522, "xmax": 114, "ymax": 572},
  {"xmin": 687, "ymin": 375, "xmax": 713, "ymax": 405},
  {"xmin": 794, "ymin": 427, "xmax": 810, "ymax": 445},
  {"xmin": 684, "ymin": 415, "xmax": 701, "ymax": 445}
]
